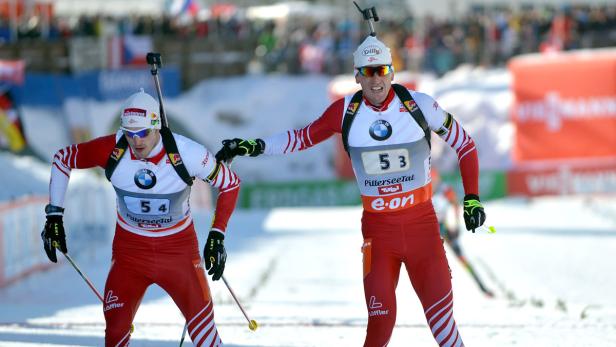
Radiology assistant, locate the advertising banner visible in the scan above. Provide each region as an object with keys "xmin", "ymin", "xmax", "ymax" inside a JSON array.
[
  {"xmin": 510, "ymin": 50, "xmax": 616, "ymax": 162},
  {"xmin": 508, "ymin": 49, "xmax": 616, "ymax": 196},
  {"xmin": 507, "ymin": 159, "xmax": 616, "ymax": 196},
  {"xmin": 0, "ymin": 196, "xmax": 49, "ymax": 288},
  {"xmin": 239, "ymin": 180, "xmax": 361, "ymax": 208},
  {"xmin": 19, "ymin": 67, "xmax": 181, "ymax": 107}
]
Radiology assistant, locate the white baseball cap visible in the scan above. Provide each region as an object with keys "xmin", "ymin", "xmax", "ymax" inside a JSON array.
[
  {"xmin": 120, "ymin": 89, "xmax": 161, "ymax": 130},
  {"xmin": 353, "ymin": 35, "xmax": 392, "ymax": 68}
]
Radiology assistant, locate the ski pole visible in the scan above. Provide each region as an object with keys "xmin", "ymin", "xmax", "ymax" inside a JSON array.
[
  {"xmin": 353, "ymin": 1, "xmax": 379, "ymax": 36},
  {"xmin": 56, "ymin": 246, "xmax": 135, "ymax": 334},
  {"xmin": 58, "ymin": 249, "xmax": 104, "ymax": 302},
  {"xmin": 178, "ymin": 323, "xmax": 188, "ymax": 347},
  {"xmin": 222, "ymin": 275, "xmax": 258, "ymax": 331},
  {"xmin": 178, "ymin": 274, "xmax": 257, "ymax": 347},
  {"xmin": 146, "ymin": 52, "xmax": 168, "ymax": 127},
  {"xmin": 216, "ymin": 161, "xmax": 256, "ymax": 330}
]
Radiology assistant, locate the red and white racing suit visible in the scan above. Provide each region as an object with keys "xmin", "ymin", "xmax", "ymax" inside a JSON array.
[
  {"xmin": 50, "ymin": 131, "xmax": 239, "ymax": 347},
  {"xmin": 261, "ymin": 88, "xmax": 479, "ymax": 347}
]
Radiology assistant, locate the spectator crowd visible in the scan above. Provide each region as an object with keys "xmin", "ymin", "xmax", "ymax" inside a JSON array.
[{"xmin": 0, "ymin": 4, "xmax": 614, "ymax": 76}]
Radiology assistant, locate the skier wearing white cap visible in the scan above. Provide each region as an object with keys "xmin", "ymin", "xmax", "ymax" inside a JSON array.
[
  {"xmin": 42, "ymin": 89, "xmax": 239, "ymax": 346},
  {"xmin": 216, "ymin": 35, "xmax": 486, "ymax": 347}
]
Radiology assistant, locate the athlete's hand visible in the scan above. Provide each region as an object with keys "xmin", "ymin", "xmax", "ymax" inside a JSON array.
[
  {"xmin": 463, "ymin": 194, "xmax": 486, "ymax": 233},
  {"xmin": 41, "ymin": 205, "xmax": 67, "ymax": 263},
  {"xmin": 215, "ymin": 138, "xmax": 264, "ymax": 162},
  {"xmin": 204, "ymin": 230, "xmax": 226, "ymax": 281}
]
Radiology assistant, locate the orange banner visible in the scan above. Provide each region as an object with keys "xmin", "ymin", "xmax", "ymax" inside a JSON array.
[
  {"xmin": 509, "ymin": 50, "xmax": 616, "ymax": 162},
  {"xmin": 507, "ymin": 159, "xmax": 616, "ymax": 196}
]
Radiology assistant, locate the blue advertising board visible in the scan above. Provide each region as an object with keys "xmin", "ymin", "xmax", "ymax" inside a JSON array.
[{"xmin": 16, "ymin": 67, "xmax": 180, "ymax": 107}]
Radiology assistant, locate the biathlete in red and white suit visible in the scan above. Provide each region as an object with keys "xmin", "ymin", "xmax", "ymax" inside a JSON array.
[
  {"xmin": 214, "ymin": 36, "xmax": 487, "ymax": 347},
  {"xmin": 41, "ymin": 90, "xmax": 239, "ymax": 347}
]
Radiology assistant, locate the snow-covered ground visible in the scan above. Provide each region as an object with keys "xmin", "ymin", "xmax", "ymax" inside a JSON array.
[{"xmin": 1, "ymin": 195, "xmax": 615, "ymax": 346}]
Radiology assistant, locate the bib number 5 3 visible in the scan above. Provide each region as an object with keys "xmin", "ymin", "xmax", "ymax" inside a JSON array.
[{"xmin": 362, "ymin": 148, "xmax": 410, "ymax": 175}]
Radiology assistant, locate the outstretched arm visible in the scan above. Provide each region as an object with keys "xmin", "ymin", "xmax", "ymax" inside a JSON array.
[{"xmin": 215, "ymin": 98, "xmax": 345, "ymax": 161}]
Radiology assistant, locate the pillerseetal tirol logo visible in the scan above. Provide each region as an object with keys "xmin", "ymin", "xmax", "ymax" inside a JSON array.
[
  {"xmin": 123, "ymin": 108, "xmax": 146, "ymax": 117},
  {"xmin": 363, "ymin": 45, "xmax": 382, "ymax": 56}
]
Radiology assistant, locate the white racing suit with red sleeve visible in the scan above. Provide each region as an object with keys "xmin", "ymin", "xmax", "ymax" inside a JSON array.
[
  {"xmin": 50, "ymin": 131, "xmax": 239, "ymax": 347},
  {"xmin": 261, "ymin": 88, "xmax": 479, "ymax": 347}
]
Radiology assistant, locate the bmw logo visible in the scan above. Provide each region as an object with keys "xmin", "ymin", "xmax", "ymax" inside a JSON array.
[
  {"xmin": 369, "ymin": 120, "xmax": 392, "ymax": 141},
  {"xmin": 134, "ymin": 169, "xmax": 156, "ymax": 189}
]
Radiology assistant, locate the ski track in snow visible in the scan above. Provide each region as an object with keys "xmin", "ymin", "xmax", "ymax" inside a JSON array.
[{"xmin": 1, "ymin": 196, "xmax": 616, "ymax": 346}]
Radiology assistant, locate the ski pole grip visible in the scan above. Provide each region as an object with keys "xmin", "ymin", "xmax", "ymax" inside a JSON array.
[
  {"xmin": 371, "ymin": 7, "xmax": 379, "ymax": 22},
  {"xmin": 146, "ymin": 52, "xmax": 162, "ymax": 75}
]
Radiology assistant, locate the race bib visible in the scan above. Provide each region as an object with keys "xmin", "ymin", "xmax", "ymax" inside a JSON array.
[
  {"xmin": 361, "ymin": 148, "xmax": 410, "ymax": 175},
  {"xmin": 124, "ymin": 196, "xmax": 170, "ymax": 216}
]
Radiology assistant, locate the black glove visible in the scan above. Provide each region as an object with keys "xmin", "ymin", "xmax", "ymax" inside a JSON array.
[
  {"xmin": 41, "ymin": 205, "xmax": 67, "ymax": 263},
  {"xmin": 215, "ymin": 138, "xmax": 265, "ymax": 162},
  {"xmin": 463, "ymin": 194, "xmax": 486, "ymax": 233},
  {"xmin": 204, "ymin": 230, "xmax": 227, "ymax": 281}
]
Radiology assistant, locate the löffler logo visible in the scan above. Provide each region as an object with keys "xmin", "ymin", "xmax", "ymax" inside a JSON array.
[
  {"xmin": 104, "ymin": 290, "xmax": 125, "ymax": 312},
  {"xmin": 368, "ymin": 296, "xmax": 389, "ymax": 317}
]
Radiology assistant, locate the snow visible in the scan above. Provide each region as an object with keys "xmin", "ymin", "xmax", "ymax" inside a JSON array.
[{"xmin": 1, "ymin": 195, "xmax": 616, "ymax": 346}]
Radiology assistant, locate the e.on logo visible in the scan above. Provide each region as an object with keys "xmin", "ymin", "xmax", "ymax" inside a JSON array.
[
  {"xmin": 370, "ymin": 193, "xmax": 414, "ymax": 212},
  {"xmin": 363, "ymin": 185, "xmax": 432, "ymax": 213}
]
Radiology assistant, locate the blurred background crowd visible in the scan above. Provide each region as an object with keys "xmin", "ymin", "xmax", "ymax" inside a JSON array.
[{"xmin": 0, "ymin": 1, "xmax": 614, "ymax": 78}]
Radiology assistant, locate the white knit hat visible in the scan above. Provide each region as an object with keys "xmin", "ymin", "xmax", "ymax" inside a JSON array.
[
  {"xmin": 120, "ymin": 89, "xmax": 161, "ymax": 130},
  {"xmin": 353, "ymin": 35, "xmax": 392, "ymax": 68}
]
